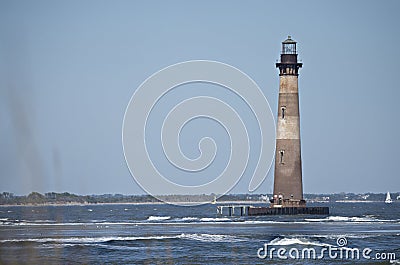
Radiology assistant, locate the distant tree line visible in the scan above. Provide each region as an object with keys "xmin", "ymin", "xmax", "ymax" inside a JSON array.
[
  {"xmin": 0, "ymin": 192, "xmax": 270, "ymax": 205},
  {"xmin": 0, "ymin": 192, "xmax": 159, "ymax": 205},
  {"xmin": 0, "ymin": 191, "xmax": 397, "ymax": 205}
]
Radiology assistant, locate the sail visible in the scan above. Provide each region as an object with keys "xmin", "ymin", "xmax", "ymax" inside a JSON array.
[{"xmin": 385, "ymin": 192, "xmax": 393, "ymax": 203}]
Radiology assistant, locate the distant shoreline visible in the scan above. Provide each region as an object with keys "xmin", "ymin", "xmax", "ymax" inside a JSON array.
[
  {"xmin": 0, "ymin": 201, "xmax": 165, "ymax": 207},
  {"xmin": 1, "ymin": 191, "xmax": 398, "ymax": 207},
  {"xmin": 0, "ymin": 200, "xmax": 267, "ymax": 207},
  {"xmin": 0, "ymin": 200, "xmax": 395, "ymax": 207}
]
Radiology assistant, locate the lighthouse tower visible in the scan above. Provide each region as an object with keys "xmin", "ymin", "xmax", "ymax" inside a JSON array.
[
  {"xmin": 271, "ymin": 36, "xmax": 306, "ymax": 208},
  {"xmin": 246, "ymin": 36, "xmax": 328, "ymax": 215}
]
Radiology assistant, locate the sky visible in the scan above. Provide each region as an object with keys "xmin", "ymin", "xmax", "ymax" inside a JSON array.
[{"xmin": 0, "ymin": 0, "xmax": 399, "ymax": 195}]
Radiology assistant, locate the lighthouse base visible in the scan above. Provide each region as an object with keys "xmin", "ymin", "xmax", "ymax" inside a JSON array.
[{"xmin": 247, "ymin": 206, "xmax": 329, "ymax": 216}]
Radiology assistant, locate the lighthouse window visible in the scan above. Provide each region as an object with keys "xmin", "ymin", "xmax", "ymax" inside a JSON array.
[
  {"xmin": 281, "ymin": 107, "xmax": 286, "ymax": 119},
  {"xmin": 279, "ymin": 150, "xmax": 284, "ymax": 164}
]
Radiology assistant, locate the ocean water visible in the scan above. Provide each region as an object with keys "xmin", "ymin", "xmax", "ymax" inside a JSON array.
[{"xmin": 0, "ymin": 202, "xmax": 399, "ymax": 264}]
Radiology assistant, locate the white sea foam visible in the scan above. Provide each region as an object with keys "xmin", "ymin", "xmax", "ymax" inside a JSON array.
[
  {"xmin": 0, "ymin": 235, "xmax": 179, "ymax": 244},
  {"xmin": 0, "ymin": 233, "xmax": 243, "ymax": 244},
  {"xmin": 40, "ymin": 243, "xmax": 142, "ymax": 251},
  {"xmin": 92, "ymin": 221, "xmax": 136, "ymax": 225},
  {"xmin": 240, "ymin": 220, "xmax": 310, "ymax": 225},
  {"xmin": 147, "ymin": 216, "xmax": 171, "ymax": 221},
  {"xmin": 268, "ymin": 237, "xmax": 329, "ymax": 247},
  {"xmin": 199, "ymin": 217, "xmax": 230, "ymax": 222},
  {"xmin": 0, "ymin": 219, "xmax": 322, "ymax": 226},
  {"xmin": 179, "ymin": 217, "xmax": 199, "ymax": 221},
  {"xmin": 178, "ymin": 233, "xmax": 244, "ymax": 242},
  {"xmin": 2, "ymin": 215, "xmax": 397, "ymax": 227},
  {"xmin": 304, "ymin": 215, "xmax": 389, "ymax": 222}
]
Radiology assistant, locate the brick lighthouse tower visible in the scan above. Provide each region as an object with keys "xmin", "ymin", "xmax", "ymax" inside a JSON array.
[
  {"xmin": 271, "ymin": 36, "xmax": 306, "ymax": 208},
  {"xmin": 246, "ymin": 36, "xmax": 329, "ymax": 215}
]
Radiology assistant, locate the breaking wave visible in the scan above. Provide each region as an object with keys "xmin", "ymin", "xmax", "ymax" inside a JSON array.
[
  {"xmin": 146, "ymin": 216, "xmax": 171, "ymax": 221},
  {"xmin": 179, "ymin": 233, "xmax": 244, "ymax": 242},
  {"xmin": 0, "ymin": 233, "xmax": 244, "ymax": 244},
  {"xmin": 2, "ymin": 215, "xmax": 398, "ymax": 227},
  {"xmin": 199, "ymin": 217, "xmax": 230, "ymax": 222},
  {"xmin": 268, "ymin": 237, "xmax": 329, "ymax": 247},
  {"xmin": 304, "ymin": 215, "xmax": 398, "ymax": 223},
  {"xmin": 176, "ymin": 217, "xmax": 199, "ymax": 221}
]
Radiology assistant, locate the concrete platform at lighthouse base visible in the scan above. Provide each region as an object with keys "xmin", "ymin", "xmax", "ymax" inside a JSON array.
[{"xmin": 247, "ymin": 206, "xmax": 329, "ymax": 216}]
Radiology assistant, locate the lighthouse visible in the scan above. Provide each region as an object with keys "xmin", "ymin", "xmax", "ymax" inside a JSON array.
[
  {"xmin": 271, "ymin": 36, "xmax": 306, "ymax": 208},
  {"xmin": 232, "ymin": 36, "xmax": 329, "ymax": 215}
]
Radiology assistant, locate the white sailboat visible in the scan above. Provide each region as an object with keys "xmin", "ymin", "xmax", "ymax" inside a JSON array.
[{"xmin": 385, "ymin": 192, "xmax": 393, "ymax": 204}]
